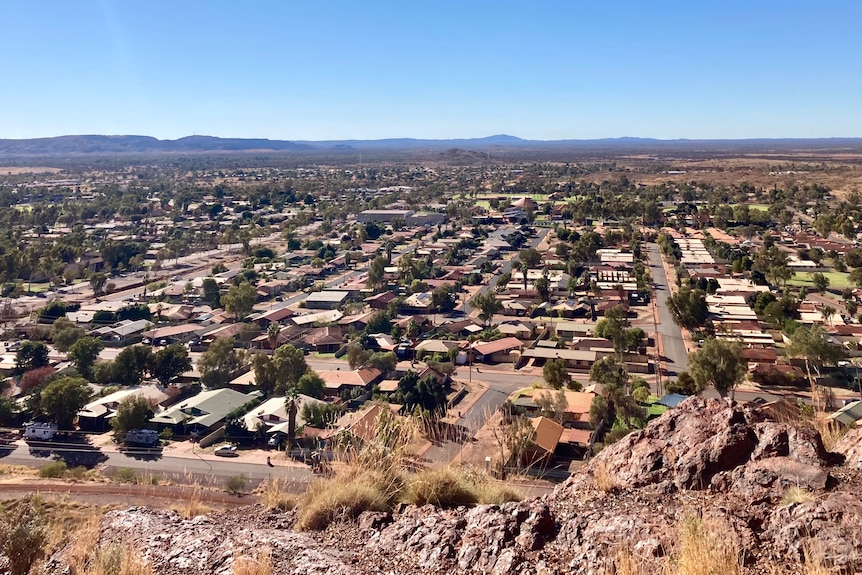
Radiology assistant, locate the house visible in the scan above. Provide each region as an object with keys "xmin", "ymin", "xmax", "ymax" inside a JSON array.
[
  {"xmin": 239, "ymin": 394, "xmax": 324, "ymax": 435},
  {"xmin": 365, "ymin": 292, "xmax": 396, "ymax": 310},
  {"xmin": 302, "ymin": 326, "xmax": 344, "ymax": 353},
  {"xmin": 150, "ymin": 388, "xmax": 262, "ymax": 435},
  {"xmin": 91, "ymin": 319, "xmax": 152, "ymax": 347},
  {"xmin": 520, "ymin": 347, "xmax": 598, "ymax": 372},
  {"xmin": 525, "ymin": 389, "xmax": 595, "ymax": 427},
  {"xmin": 250, "ymin": 306, "xmax": 296, "ymax": 329},
  {"xmin": 830, "ymin": 400, "xmax": 862, "ymax": 426},
  {"xmin": 305, "ymin": 290, "xmax": 349, "ymax": 310},
  {"xmin": 291, "ymin": 310, "xmax": 343, "ymax": 327},
  {"xmin": 317, "ymin": 368, "xmax": 382, "ymax": 396},
  {"xmin": 141, "ymin": 324, "xmax": 202, "ymax": 346},
  {"xmin": 471, "ymin": 337, "xmax": 523, "ymax": 364},
  {"xmin": 496, "ymin": 321, "xmax": 534, "ymax": 340},
  {"xmin": 523, "ymin": 416, "xmax": 564, "ymax": 465},
  {"xmin": 77, "ymin": 385, "xmax": 169, "ymax": 431}
]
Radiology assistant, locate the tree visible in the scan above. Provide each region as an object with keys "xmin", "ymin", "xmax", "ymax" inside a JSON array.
[
  {"xmin": 111, "ymin": 394, "xmax": 154, "ymax": 437},
  {"xmin": 266, "ymin": 323, "xmax": 281, "ymax": 349},
  {"xmin": 431, "ymin": 285, "xmax": 456, "ymax": 313},
  {"xmin": 533, "ymin": 274, "xmax": 551, "ymax": 303},
  {"xmin": 473, "ymin": 290, "xmax": 502, "ymax": 327},
  {"xmin": 821, "ymin": 305, "xmax": 836, "ymax": 326},
  {"xmin": 367, "ymin": 256, "xmax": 388, "ymax": 289},
  {"xmin": 811, "ymin": 272, "xmax": 830, "ymax": 292},
  {"xmin": 594, "ymin": 305, "xmax": 643, "ymax": 359},
  {"xmin": 199, "ymin": 338, "xmax": 247, "ymax": 389},
  {"xmin": 52, "ymin": 325, "xmax": 85, "ymax": 353},
  {"xmin": 149, "ymin": 344, "xmax": 191, "ymax": 387},
  {"xmin": 222, "ymin": 282, "xmax": 256, "ymax": 320},
  {"xmin": 664, "ymin": 371, "xmax": 703, "ymax": 395},
  {"xmin": 14, "ymin": 341, "xmax": 49, "ymax": 375},
  {"xmin": 534, "ymin": 389, "xmax": 568, "ymax": 422},
  {"xmin": 395, "ymin": 371, "xmax": 447, "ymax": 416},
  {"xmin": 688, "ymin": 338, "xmax": 745, "ymax": 398},
  {"xmin": 518, "ymin": 248, "xmax": 542, "ymax": 270},
  {"xmin": 18, "ymin": 366, "xmax": 55, "ymax": 395},
  {"xmin": 90, "ymin": 272, "xmax": 108, "ymax": 296},
  {"xmin": 111, "ymin": 345, "xmax": 152, "ymax": 386},
  {"xmin": 301, "ymin": 401, "xmax": 343, "ymax": 428},
  {"xmin": 252, "ymin": 353, "xmax": 277, "ymax": 395},
  {"xmin": 786, "ymin": 325, "xmax": 845, "ymax": 410},
  {"xmin": 667, "ymin": 286, "xmax": 708, "ymax": 330},
  {"xmin": 543, "ymin": 358, "xmax": 572, "ymax": 390},
  {"xmin": 39, "ymin": 376, "xmax": 91, "ymax": 429},
  {"xmin": 202, "ymin": 278, "xmax": 221, "ymax": 308},
  {"xmin": 67, "ymin": 337, "xmax": 104, "ymax": 381},
  {"xmin": 296, "ymin": 372, "xmax": 325, "ymax": 399},
  {"xmin": 271, "ymin": 344, "xmax": 308, "ymax": 394}
]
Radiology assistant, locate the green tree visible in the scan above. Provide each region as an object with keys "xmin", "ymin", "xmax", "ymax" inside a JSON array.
[
  {"xmin": 52, "ymin": 324, "xmax": 85, "ymax": 353},
  {"xmin": 90, "ymin": 272, "xmax": 108, "ymax": 296},
  {"xmin": 395, "ymin": 372, "xmax": 447, "ymax": 416},
  {"xmin": 786, "ymin": 325, "xmax": 845, "ymax": 410},
  {"xmin": 39, "ymin": 376, "xmax": 92, "ymax": 429},
  {"xmin": 689, "ymin": 338, "xmax": 745, "ymax": 398},
  {"xmin": 111, "ymin": 345, "xmax": 152, "ymax": 386},
  {"xmin": 68, "ymin": 336, "xmax": 104, "ymax": 381},
  {"xmin": 667, "ymin": 286, "xmax": 708, "ymax": 330},
  {"xmin": 271, "ymin": 344, "xmax": 308, "ymax": 394},
  {"xmin": 14, "ymin": 341, "xmax": 49, "ymax": 376},
  {"xmin": 473, "ymin": 290, "xmax": 502, "ymax": 327},
  {"xmin": 252, "ymin": 352, "xmax": 277, "ymax": 395},
  {"xmin": 202, "ymin": 278, "xmax": 221, "ymax": 308},
  {"xmin": 296, "ymin": 372, "xmax": 325, "ymax": 399},
  {"xmin": 199, "ymin": 338, "xmax": 247, "ymax": 389},
  {"xmin": 664, "ymin": 371, "xmax": 703, "ymax": 395},
  {"xmin": 222, "ymin": 282, "xmax": 257, "ymax": 320},
  {"xmin": 110, "ymin": 394, "xmax": 154, "ymax": 437},
  {"xmin": 811, "ymin": 272, "xmax": 830, "ymax": 292},
  {"xmin": 367, "ymin": 256, "xmax": 388, "ymax": 289},
  {"xmin": 431, "ymin": 285, "xmax": 456, "ymax": 313},
  {"xmin": 543, "ymin": 358, "xmax": 572, "ymax": 390},
  {"xmin": 149, "ymin": 344, "xmax": 191, "ymax": 387},
  {"xmin": 518, "ymin": 248, "xmax": 542, "ymax": 270}
]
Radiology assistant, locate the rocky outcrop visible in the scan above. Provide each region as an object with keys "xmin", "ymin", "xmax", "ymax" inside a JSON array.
[
  {"xmin": 834, "ymin": 427, "xmax": 862, "ymax": 470},
  {"xmin": 51, "ymin": 397, "xmax": 862, "ymax": 575}
]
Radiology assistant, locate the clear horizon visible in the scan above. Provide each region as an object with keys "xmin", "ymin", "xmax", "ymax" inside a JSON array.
[{"xmin": 1, "ymin": 1, "xmax": 860, "ymax": 140}]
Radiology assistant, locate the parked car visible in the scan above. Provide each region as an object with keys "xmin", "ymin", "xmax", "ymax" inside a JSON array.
[
  {"xmin": 267, "ymin": 433, "xmax": 286, "ymax": 448},
  {"xmin": 214, "ymin": 443, "xmax": 239, "ymax": 457}
]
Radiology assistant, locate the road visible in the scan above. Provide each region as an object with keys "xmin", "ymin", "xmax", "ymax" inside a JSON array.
[
  {"xmin": 647, "ymin": 242, "xmax": 689, "ymax": 378},
  {"xmin": 0, "ymin": 438, "xmax": 313, "ymax": 490},
  {"xmin": 465, "ymin": 226, "xmax": 551, "ymax": 315}
]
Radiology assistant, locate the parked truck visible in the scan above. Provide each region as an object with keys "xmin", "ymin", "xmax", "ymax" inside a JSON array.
[
  {"xmin": 124, "ymin": 429, "xmax": 160, "ymax": 447},
  {"xmin": 23, "ymin": 422, "xmax": 58, "ymax": 441}
]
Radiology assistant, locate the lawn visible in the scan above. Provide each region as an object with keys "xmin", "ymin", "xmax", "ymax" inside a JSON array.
[{"xmin": 787, "ymin": 271, "xmax": 853, "ymax": 289}]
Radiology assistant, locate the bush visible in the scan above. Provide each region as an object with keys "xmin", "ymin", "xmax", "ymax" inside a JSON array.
[
  {"xmin": 296, "ymin": 469, "xmax": 394, "ymax": 531},
  {"xmin": 0, "ymin": 497, "xmax": 48, "ymax": 575},
  {"xmin": 113, "ymin": 467, "xmax": 137, "ymax": 483},
  {"xmin": 38, "ymin": 460, "xmax": 68, "ymax": 478},
  {"xmin": 402, "ymin": 468, "xmax": 478, "ymax": 508},
  {"xmin": 226, "ymin": 474, "xmax": 247, "ymax": 496},
  {"xmin": 67, "ymin": 466, "xmax": 90, "ymax": 481}
]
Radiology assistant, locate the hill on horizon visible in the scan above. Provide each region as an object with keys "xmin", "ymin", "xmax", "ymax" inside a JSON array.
[{"xmin": 0, "ymin": 133, "xmax": 860, "ymax": 157}]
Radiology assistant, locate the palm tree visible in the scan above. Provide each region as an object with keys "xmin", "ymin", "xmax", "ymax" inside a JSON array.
[
  {"xmin": 267, "ymin": 323, "xmax": 281, "ymax": 350},
  {"xmin": 821, "ymin": 305, "xmax": 836, "ymax": 326},
  {"xmin": 285, "ymin": 389, "xmax": 299, "ymax": 444}
]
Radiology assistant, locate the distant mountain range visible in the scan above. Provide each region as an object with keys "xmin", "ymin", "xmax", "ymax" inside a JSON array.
[{"xmin": 0, "ymin": 133, "xmax": 859, "ymax": 156}]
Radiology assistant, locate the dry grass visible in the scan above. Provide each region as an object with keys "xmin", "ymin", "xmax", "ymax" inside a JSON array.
[
  {"xmin": 64, "ymin": 515, "xmax": 102, "ymax": 573},
  {"xmin": 257, "ymin": 477, "xmax": 297, "ymax": 511},
  {"xmin": 809, "ymin": 415, "xmax": 848, "ymax": 452},
  {"xmin": 403, "ymin": 468, "xmax": 479, "ymax": 508},
  {"xmin": 74, "ymin": 543, "xmax": 153, "ymax": 575},
  {"xmin": 593, "ymin": 460, "xmax": 616, "ymax": 493},
  {"xmin": 781, "ymin": 486, "xmax": 814, "ymax": 507},
  {"xmin": 296, "ymin": 467, "xmax": 397, "ymax": 531},
  {"xmin": 171, "ymin": 485, "xmax": 211, "ymax": 518},
  {"xmin": 232, "ymin": 548, "xmax": 273, "ymax": 575},
  {"xmin": 672, "ymin": 516, "xmax": 742, "ymax": 575}
]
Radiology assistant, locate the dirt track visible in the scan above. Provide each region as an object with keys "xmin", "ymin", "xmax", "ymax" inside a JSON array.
[{"xmin": 0, "ymin": 481, "xmax": 257, "ymax": 508}]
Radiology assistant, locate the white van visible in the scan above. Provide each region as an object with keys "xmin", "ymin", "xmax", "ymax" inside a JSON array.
[
  {"xmin": 23, "ymin": 422, "xmax": 58, "ymax": 440},
  {"xmin": 125, "ymin": 429, "xmax": 159, "ymax": 447}
]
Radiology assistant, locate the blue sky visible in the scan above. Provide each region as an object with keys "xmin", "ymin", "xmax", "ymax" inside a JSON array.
[{"xmin": 1, "ymin": 1, "xmax": 859, "ymax": 140}]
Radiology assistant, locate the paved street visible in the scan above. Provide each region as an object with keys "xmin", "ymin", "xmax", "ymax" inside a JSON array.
[
  {"xmin": 647, "ymin": 243, "xmax": 689, "ymax": 378},
  {"xmin": 0, "ymin": 438, "xmax": 313, "ymax": 489}
]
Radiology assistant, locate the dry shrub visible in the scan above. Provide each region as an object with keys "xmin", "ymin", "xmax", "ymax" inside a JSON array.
[
  {"xmin": 77, "ymin": 543, "xmax": 153, "ymax": 575},
  {"xmin": 809, "ymin": 415, "xmax": 847, "ymax": 452},
  {"xmin": 257, "ymin": 477, "xmax": 296, "ymax": 511},
  {"xmin": 593, "ymin": 460, "xmax": 616, "ymax": 493},
  {"xmin": 0, "ymin": 497, "xmax": 48, "ymax": 575},
  {"xmin": 672, "ymin": 516, "xmax": 741, "ymax": 575},
  {"xmin": 472, "ymin": 479, "xmax": 522, "ymax": 505},
  {"xmin": 403, "ymin": 468, "xmax": 478, "ymax": 508},
  {"xmin": 781, "ymin": 485, "xmax": 814, "ymax": 507},
  {"xmin": 65, "ymin": 516, "xmax": 102, "ymax": 574},
  {"xmin": 232, "ymin": 548, "xmax": 273, "ymax": 575},
  {"xmin": 296, "ymin": 468, "xmax": 397, "ymax": 531},
  {"xmin": 172, "ymin": 485, "xmax": 211, "ymax": 518},
  {"xmin": 611, "ymin": 548, "xmax": 643, "ymax": 575}
]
